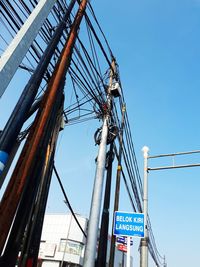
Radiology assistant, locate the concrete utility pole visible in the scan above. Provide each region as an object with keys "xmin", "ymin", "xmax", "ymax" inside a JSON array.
[
  {"xmin": 83, "ymin": 60, "xmax": 115, "ymax": 267},
  {"xmin": 0, "ymin": 0, "xmax": 56, "ymax": 98},
  {"xmin": 96, "ymin": 141, "xmax": 114, "ymax": 267},
  {"xmin": 109, "ymin": 104, "xmax": 125, "ymax": 267},
  {"xmin": 140, "ymin": 146, "xmax": 149, "ymax": 267}
]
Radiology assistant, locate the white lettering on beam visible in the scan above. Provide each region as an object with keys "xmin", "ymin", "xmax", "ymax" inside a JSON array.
[
  {"xmin": 133, "ymin": 217, "xmax": 143, "ymax": 223},
  {"xmin": 116, "ymin": 224, "xmax": 144, "ymax": 232},
  {"xmin": 116, "ymin": 216, "xmax": 132, "ymax": 223}
]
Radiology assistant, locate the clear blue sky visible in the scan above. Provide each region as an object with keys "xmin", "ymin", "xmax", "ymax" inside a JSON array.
[
  {"xmin": 1, "ymin": 0, "xmax": 200, "ymax": 266},
  {"xmin": 50, "ymin": 1, "xmax": 200, "ymax": 266},
  {"xmin": 90, "ymin": 1, "xmax": 200, "ymax": 267}
]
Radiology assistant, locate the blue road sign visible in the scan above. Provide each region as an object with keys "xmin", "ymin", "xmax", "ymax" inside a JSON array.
[
  {"xmin": 116, "ymin": 236, "xmax": 133, "ymax": 245},
  {"xmin": 116, "ymin": 236, "xmax": 126, "ymax": 244},
  {"xmin": 114, "ymin": 211, "xmax": 144, "ymax": 237}
]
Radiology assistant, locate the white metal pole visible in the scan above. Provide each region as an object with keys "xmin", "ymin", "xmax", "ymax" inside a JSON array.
[
  {"xmin": 140, "ymin": 146, "xmax": 149, "ymax": 267},
  {"xmin": 0, "ymin": 0, "xmax": 56, "ymax": 98},
  {"xmin": 126, "ymin": 236, "xmax": 131, "ymax": 267},
  {"xmin": 83, "ymin": 117, "xmax": 108, "ymax": 267}
]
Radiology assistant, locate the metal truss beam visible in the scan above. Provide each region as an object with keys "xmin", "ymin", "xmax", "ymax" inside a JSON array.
[{"xmin": 0, "ymin": 0, "xmax": 56, "ymax": 98}]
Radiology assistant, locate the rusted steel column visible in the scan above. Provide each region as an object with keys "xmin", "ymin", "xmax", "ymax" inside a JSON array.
[
  {"xmin": 18, "ymin": 104, "xmax": 63, "ymax": 267},
  {"xmin": 0, "ymin": 0, "xmax": 88, "ymax": 254},
  {"xmin": 0, "ymin": 91, "xmax": 64, "ymax": 267}
]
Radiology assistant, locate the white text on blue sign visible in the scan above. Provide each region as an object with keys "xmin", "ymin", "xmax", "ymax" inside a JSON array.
[{"xmin": 114, "ymin": 212, "xmax": 144, "ymax": 238}]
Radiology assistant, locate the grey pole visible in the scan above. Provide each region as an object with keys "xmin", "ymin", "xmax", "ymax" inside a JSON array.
[
  {"xmin": 83, "ymin": 60, "xmax": 115, "ymax": 267},
  {"xmin": 83, "ymin": 116, "xmax": 109, "ymax": 267},
  {"xmin": 140, "ymin": 146, "xmax": 149, "ymax": 267},
  {"xmin": 163, "ymin": 255, "xmax": 167, "ymax": 267},
  {"xmin": 0, "ymin": 0, "xmax": 56, "ymax": 97}
]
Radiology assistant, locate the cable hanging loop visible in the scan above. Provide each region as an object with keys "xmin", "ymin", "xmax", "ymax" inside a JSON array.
[{"xmin": 94, "ymin": 124, "xmax": 119, "ymax": 145}]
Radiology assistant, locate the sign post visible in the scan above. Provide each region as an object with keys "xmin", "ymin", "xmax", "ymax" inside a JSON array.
[
  {"xmin": 114, "ymin": 211, "xmax": 144, "ymax": 267},
  {"xmin": 127, "ymin": 236, "xmax": 131, "ymax": 267}
]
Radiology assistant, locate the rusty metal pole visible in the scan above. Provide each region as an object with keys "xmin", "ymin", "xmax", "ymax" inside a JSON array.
[
  {"xmin": 0, "ymin": 0, "xmax": 88, "ymax": 254},
  {"xmin": 19, "ymin": 105, "xmax": 63, "ymax": 267},
  {"xmin": 0, "ymin": 89, "xmax": 64, "ymax": 267}
]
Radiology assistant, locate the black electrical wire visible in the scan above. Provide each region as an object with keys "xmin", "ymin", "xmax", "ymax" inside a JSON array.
[
  {"xmin": 113, "ymin": 143, "xmax": 137, "ymax": 212},
  {"xmin": 64, "ymin": 94, "xmax": 93, "ymax": 113},
  {"xmin": 124, "ymin": 113, "xmax": 143, "ymax": 194},
  {"xmin": 123, "ymin": 126, "xmax": 143, "ymax": 199},
  {"xmin": 20, "ymin": 0, "xmax": 57, "ymax": 45},
  {"xmin": 67, "ymin": 110, "xmax": 96, "ymax": 121},
  {"xmin": 0, "ymin": 8, "xmax": 17, "ymax": 35},
  {"xmin": 109, "ymin": 65, "xmax": 164, "ymax": 265},
  {"xmin": 72, "ymin": 50, "xmax": 99, "ymax": 97},
  {"xmin": 4, "ymin": 0, "xmax": 62, "ymax": 65},
  {"xmin": 0, "ymin": 14, "xmax": 36, "ymax": 69},
  {"xmin": 0, "ymin": 0, "xmax": 165, "ymax": 264},
  {"xmin": 3, "ymin": 0, "xmax": 46, "ymax": 64},
  {"xmin": 65, "ymin": 115, "xmax": 98, "ymax": 126},
  {"xmin": 13, "ymin": 0, "xmax": 28, "ymax": 20},
  {"xmin": 87, "ymin": 2, "xmax": 114, "ymax": 58},
  {"xmin": 70, "ymin": 72, "xmax": 81, "ymax": 117},
  {"xmin": 68, "ymin": 72, "xmax": 98, "ymax": 109},
  {"xmin": 74, "ymin": 43, "xmax": 101, "ymax": 94},
  {"xmin": 68, "ymin": 71, "xmax": 96, "ymax": 106},
  {"xmin": 1, "ymin": 1, "xmax": 41, "ymax": 64},
  {"xmin": 72, "ymin": 42, "xmax": 105, "ymax": 100},
  {"xmin": 69, "ymin": 64, "xmax": 103, "ymax": 109},
  {"xmin": 148, "ymin": 216, "xmax": 165, "ymax": 262},
  {"xmin": 122, "ymin": 144, "xmax": 143, "ymax": 212},
  {"xmin": 78, "ymin": 1, "xmax": 114, "ymax": 70},
  {"xmin": 65, "ymin": 101, "xmax": 94, "ymax": 117},
  {"xmin": 76, "ymin": 36, "xmax": 108, "ymax": 94},
  {"xmin": 85, "ymin": 18, "xmax": 103, "ymax": 80},
  {"xmin": 53, "ymin": 165, "xmax": 87, "ymax": 238}
]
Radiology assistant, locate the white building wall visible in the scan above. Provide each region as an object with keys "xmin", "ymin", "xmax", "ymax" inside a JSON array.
[
  {"xmin": 39, "ymin": 213, "xmax": 132, "ymax": 267},
  {"xmin": 39, "ymin": 213, "xmax": 88, "ymax": 266}
]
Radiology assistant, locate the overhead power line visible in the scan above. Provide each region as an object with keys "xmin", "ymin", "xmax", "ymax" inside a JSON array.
[
  {"xmin": 0, "ymin": 0, "xmax": 165, "ymax": 266},
  {"xmin": 53, "ymin": 165, "xmax": 87, "ymax": 237}
]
